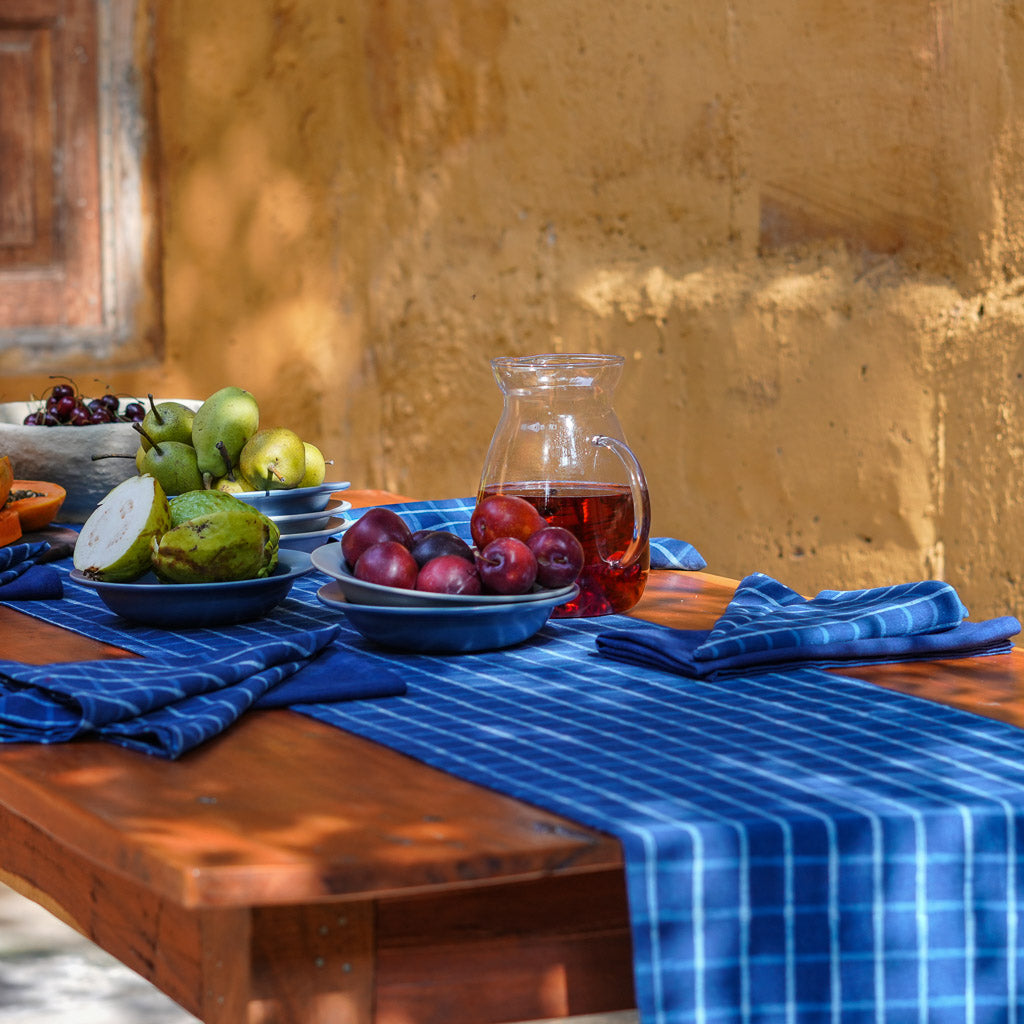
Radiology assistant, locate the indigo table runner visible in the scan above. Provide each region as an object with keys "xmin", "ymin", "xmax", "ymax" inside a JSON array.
[
  {"xmin": 4, "ymin": 500, "xmax": 1024, "ymax": 1022},
  {"xmin": 308, "ymin": 647, "xmax": 1024, "ymax": 1024}
]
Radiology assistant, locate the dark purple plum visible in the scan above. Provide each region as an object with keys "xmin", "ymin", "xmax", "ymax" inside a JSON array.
[
  {"xmin": 470, "ymin": 494, "xmax": 547, "ymax": 548},
  {"xmin": 416, "ymin": 555, "xmax": 483, "ymax": 595},
  {"xmin": 342, "ymin": 507, "xmax": 413, "ymax": 569},
  {"xmin": 526, "ymin": 526, "xmax": 585, "ymax": 589},
  {"xmin": 353, "ymin": 540, "xmax": 419, "ymax": 589},
  {"xmin": 409, "ymin": 530, "xmax": 475, "ymax": 567},
  {"xmin": 475, "ymin": 536, "xmax": 538, "ymax": 595}
]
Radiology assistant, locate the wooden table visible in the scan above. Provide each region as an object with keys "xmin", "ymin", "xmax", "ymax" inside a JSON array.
[{"xmin": 1, "ymin": 490, "xmax": 1022, "ymax": 1024}]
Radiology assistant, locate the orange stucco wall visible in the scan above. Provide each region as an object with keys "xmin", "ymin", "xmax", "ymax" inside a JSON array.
[{"xmin": 6, "ymin": 0, "xmax": 1024, "ymax": 620}]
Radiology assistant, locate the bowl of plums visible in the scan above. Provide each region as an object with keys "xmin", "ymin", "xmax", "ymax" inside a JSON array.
[
  {"xmin": 312, "ymin": 494, "xmax": 583, "ymax": 653},
  {"xmin": 0, "ymin": 380, "xmax": 201, "ymax": 523}
]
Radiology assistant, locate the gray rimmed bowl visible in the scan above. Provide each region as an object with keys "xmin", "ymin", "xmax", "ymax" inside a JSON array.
[{"xmin": 309, "ymin": 541, "xmax": 578, "ymax": 609}]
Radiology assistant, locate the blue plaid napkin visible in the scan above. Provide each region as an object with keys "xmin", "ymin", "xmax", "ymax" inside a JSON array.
[
  {"xmin": 596, "ymin": 571, "xmax": 1021, "ymax": 678},
  {"xmin": 0, "ymin": 541, "xmax": 62, "ymax": 600},
  {"xmin": 0, "ymin": 626, "xmax": 406, "ymax": 758}
]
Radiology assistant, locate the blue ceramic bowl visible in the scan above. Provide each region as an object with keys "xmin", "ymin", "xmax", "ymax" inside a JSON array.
[
  {"xmin": 271, "ymin": 498, "xmax": 351, "ymax": 534},
  {"xmin": 277, "ymin": 518, "xmax": 350, "ymax": 552},
  {"xmin": 315, "ymin": 581, "xmax": 577, "ymax": 653},
  {"xmin": 232, "ymin": 481, "xmax": 350, "ymax": 516},
  {"xmin": 69, "ymin": 549, "xmax": 313, "ymax": 627}
]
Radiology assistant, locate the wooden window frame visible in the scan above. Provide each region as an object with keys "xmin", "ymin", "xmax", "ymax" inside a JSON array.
[{"xmin": 0, "ymin": 0, "xmax": 161, "ymax": 370}]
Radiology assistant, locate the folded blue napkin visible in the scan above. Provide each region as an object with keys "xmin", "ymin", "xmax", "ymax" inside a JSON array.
[
  {"xmin": 0, "ymin": 626, "xmax": 406, "ymax": 759},
  {"xmin": 0, "ymin": 541, "xmax": 62, "ymax": 600},
  {"xmin": 596, "ymin": 572, "xmax": 1021, "ymax": 678}
]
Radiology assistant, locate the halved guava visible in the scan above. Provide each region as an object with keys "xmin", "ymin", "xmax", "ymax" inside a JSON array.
[{"xmin": 73, "ymin": 474, "xmax": 171, "ymax": 581}]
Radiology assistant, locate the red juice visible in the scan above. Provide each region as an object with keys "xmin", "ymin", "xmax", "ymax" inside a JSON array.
[{"xmin": 478, "ymin": 482, "xmax": 650, "ymax": 617}]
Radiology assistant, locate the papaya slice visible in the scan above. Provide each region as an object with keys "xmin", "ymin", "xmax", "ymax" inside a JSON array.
[
  {"xmin": 0, "ymin": 456, "xmax": 11, "ymax": 508},
  {"xmin": 6, "ymin": 480, "xmax": 67, "ymax": 532},
  {"xmin": 0, "ymin": 507, "xmax": 22, "ymax": 547}
]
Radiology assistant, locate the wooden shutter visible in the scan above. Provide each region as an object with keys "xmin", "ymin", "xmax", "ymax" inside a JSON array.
[{"xmin": 0, "ymin": 0, "xmax": 103, "ymax": 328}]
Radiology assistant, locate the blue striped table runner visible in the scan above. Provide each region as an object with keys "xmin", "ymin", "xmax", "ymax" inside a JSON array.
[{"xmin": 302, "ymin": 627, "xmax": 1024, "ymax": 1024}]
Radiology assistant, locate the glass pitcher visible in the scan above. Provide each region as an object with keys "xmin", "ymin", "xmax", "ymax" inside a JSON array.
[{"xmin": 477, "ymin": 353, "xmax": 651, "ymax": 617}]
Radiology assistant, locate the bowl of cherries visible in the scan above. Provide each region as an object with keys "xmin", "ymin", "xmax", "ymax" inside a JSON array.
[
  {"xmin": 311, "ymin": 495, "xmax": 585, "ymax": 653},
  {"xmin": 0, "ymin": 379, "xmax": 199, "ymax": 523}
]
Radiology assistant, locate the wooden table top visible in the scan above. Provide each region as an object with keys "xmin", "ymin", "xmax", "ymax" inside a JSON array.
[{"xmin": 1, "ymin": 490, "xmax": 1022, "ymax": 914}]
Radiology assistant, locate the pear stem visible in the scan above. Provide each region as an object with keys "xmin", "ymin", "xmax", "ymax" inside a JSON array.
[
  {"xmin": 132, "ymin": 421, "xmax": 163, "ymax": 454},
  {"xmin": 91, "ymin": 453, "xmax": 135, "ymax": 461},
  {"xmin": 215, "ymin": 441, "xmax": 238, "ymax": 481},
  {"xmin": 146, "ymin": 393, "xmax": 165, "ymax": 426}
]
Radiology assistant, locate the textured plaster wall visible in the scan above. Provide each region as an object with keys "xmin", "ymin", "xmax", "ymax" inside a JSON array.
[{"xmin": 7, "ymin": 0, "xmax": 1024, "ymax": 621}]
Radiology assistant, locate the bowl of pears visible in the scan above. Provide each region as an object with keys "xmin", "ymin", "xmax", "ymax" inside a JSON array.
[{"xmin": 94, "ymin": 386, "xmax": 351, "ymax": 544}]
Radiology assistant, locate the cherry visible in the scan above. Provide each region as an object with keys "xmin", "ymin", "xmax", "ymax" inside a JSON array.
[{"xmin": 49, "ymin": 395, "xmax": 75, "ymax": 421}]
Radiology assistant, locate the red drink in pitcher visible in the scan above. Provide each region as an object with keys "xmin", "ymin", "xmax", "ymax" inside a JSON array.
[{"xmin": 479, "ymin": 481, "xmax": 650, "ymax": 617}]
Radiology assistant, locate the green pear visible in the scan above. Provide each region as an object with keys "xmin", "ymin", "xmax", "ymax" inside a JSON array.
[
  {"xmin": 213, "ymin": 474, "xmax": 252, "ymax": 495},
  {"xmin": 138, "ymin": 394, "xmax": 196, "ymax": 451},
  {"xmin": 73, "ymin": 475, "xmax": 171, "ymax": 581},
  {"xmin": 205, "ymin": 440, "xmax": 254, "ymax": 493},
  {"xmin": 297, "ymin": 442, "xmax": 328, "ymax": 488},
  {"xmin": 191, "ymin": 386, "xmax": 260, "ymax": 477},
  {"xmin": 133, "ymin": 424, "xmax": 204, "ymax": 495},
  {"xmin": 239, "ymin": 427, "xmax": 306, "ymax": 490}
]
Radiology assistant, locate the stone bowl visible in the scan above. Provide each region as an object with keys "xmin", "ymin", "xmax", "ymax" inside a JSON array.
[{"xmin": 0, "ymin": 399, "xmax": 202, "ymax": 523}]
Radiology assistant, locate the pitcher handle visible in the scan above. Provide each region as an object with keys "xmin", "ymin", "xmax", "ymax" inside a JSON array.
[{"xmin": 592, "ymin": 435, "xmax": 651, "ymax": 568}]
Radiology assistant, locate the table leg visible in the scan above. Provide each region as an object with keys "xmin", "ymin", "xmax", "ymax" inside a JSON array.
[{"xmin": 248, "ymin": 902, "xmax": 375, "ymax": 1024}]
